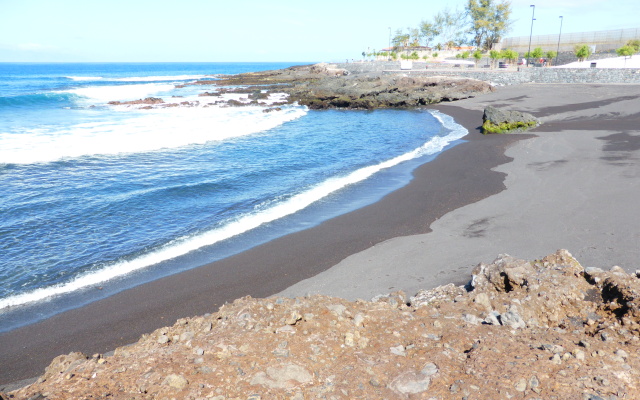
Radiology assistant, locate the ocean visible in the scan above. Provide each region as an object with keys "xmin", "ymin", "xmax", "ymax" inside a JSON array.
[{"xmin": 0, "ymin": 62, "xmax": 467, "ymax": 332}]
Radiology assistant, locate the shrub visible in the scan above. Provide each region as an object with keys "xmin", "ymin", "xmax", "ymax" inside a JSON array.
[
  {"xmin": 574, "ymin": 44, "xmax": 592, "ymax": 62},
  {"xmin": 627, "ymin": 39, "xmax": 640, "ymax": 53},
  {"xmin": 616, "ymin": 45, "xmax": 634, "ymax": 57}
]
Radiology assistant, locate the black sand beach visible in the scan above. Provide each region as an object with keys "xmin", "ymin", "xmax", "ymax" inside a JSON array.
[{"xmin": 2, "ymin": 83, "xmax": 640, "ymax": 387}]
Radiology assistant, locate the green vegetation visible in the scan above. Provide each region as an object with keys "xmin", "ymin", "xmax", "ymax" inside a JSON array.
[
  {"xmin": 627, "ymin": 39, "xmax": 640, "ymax": 53},
  {"xmin": 389, "ymin": 0, "xmax": 512, "ymax": 52},
  {"xmin": 489, "ymin": 49, "xmax": 501, "ymax": 68},
  {"xmin": 616, "ymin": 46, "xmax": 634, "ymax": 57},
  {"xmin": 482, "ymin": 119, "xmax": 537, "ymax": 134},
  {"xmin": 574, "ymin": 44, "xmax": 592, "ymax": 62},
  {"xmin": 616, "ymin": 40, "xmax": 639, "ymax": 58},
  {"xmin": 501, "ymin": 49, "xmax": 518, "ymax": 63},
  {"xmin": 545, "ymin": 50, "xmax": 557, "ymax": 65},
  {"xmin": 466, "ymin": 0, "xmax": 512, "ymax": 50},
  {"xmin": 531, "ymin": 47, "xmax": 543, "ymax": 59},
  {"xmin": 472, "ymin": 49, "xmax": 483, "ymax": 66}
]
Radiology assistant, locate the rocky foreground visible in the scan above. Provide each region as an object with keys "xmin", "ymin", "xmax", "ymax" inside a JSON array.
[
  {"xmin": 6, "ymin": 250, "xmax": 640, "ymax": 399},
  {"xmin": 186, "ymin": 63, "xmax": 495, "ymax": 110}
]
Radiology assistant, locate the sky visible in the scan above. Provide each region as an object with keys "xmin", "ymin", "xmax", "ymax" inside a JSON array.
[{"xmin": 1, "ymin": 0, "xmax": 639, "ymax": 62}]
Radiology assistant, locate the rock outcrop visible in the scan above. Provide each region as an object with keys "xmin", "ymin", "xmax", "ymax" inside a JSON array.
[
  {"xmin": 185, "ymin": 63, "xmax": 495, "ymax": 110},
  {"xmin": 482, "ymin": 105, "xmax": 540, "ymax": 134},
  {"xmin": 107, "ymin": 97, "xmax": 165, "ymax": 106},
  {"xmin": 7, "ymin": 250, "xmax": 640, "ymax": 399}
]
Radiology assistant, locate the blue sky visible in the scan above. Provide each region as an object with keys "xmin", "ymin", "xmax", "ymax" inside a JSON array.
[{"xmin": 1, "ymin": 0, "xmax": 638, "ymax": 62}]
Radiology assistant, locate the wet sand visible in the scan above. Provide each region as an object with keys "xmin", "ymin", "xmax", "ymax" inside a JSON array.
[{"xmin": 2, "ymin": 83, "xmax": 639, "ymax": 387}]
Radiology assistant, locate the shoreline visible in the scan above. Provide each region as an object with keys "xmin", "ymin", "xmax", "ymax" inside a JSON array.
[
  {"xmin": 0, "ymin": 101, "xmax": 524, "ymax": 386},
  {"xmin": 3, "ymin": 83, "xmax": 640, "ymax": 387}
]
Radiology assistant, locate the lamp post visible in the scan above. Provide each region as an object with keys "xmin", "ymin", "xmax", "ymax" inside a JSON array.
[
  {"xmin": 388, "ymin": 27, "xmax": 392, "ymax": 60},
  {"xmin": 527, "ymin": 5, "xmax": 535, "ymax": 67},
  {"xmin": 555, "ymin": 16, "xmax": 563, "ymax": 66}
]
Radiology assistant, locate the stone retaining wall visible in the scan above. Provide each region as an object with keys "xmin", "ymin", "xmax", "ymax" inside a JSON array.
[{"xmin": 336, "ymin": 62, "xmax": 640, "ymax": 85}]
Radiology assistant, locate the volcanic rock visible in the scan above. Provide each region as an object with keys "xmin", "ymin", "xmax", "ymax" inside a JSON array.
[
  {"xmin": 482, "ymin": 105, "xmax": 540, "ymax": 134},
  {"xmin": 10, "ymin": 249, "xmax": 640, "ymax": 399}
]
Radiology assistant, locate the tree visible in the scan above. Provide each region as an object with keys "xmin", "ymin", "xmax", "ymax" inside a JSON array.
[
  {"xmin": 489, "ymin": 49, "xmax": 501, "ymax": 68},
  {"xmin": 472, "ymin": 49, "xmax": 483, "ymax": 67},
  {"xmin": 545, "ymin": 50, "xmax": 557, "ymax": 66},
  {"xmin": 466, "ymin": 0, "xmax": 513, "ymax": 51},
  {"xmin": 419, "ymin": 20, "xmax": 439, "ymax": 47},
  {"xmin": 407, "ymin": 27, "xmax": 421, "ymax": 47},
  {"xmin": 432, "ymin": 7, "xmax": 468, "ymax": 49},
  {"xmin": 616, "ymin": 45, "xmax": 634, "ymax": 57},
  {"xmin": 392, "ymin": 29, "xmax": 410, "ymax": 49},
  {"xmin": 531, "ymin": 47, "xmax": 543, "ymax": 60},
  {"xmin": 574, "ymin": 44, "xmax": 592, "ymax": 62},
  {"xmin": 501, "ymin": 49, "xmax": 518, "ymax": 64}
]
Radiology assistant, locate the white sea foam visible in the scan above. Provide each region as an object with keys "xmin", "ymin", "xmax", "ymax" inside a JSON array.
[
  {"xmin": 66, "ymin": 76, "xmax": 104, "ymax": 81},
  {"xmin": 113, "ymin": 75, "xmax": 207, "ymax": 82},
  {"xmin": 0, "ymin": 105, "xmax": 308, "ymax": 164},
  {"xmin": 0, "ymin": 110, "xmax": 467, "ymax": 311},
  {"xmin": 64, "ymin": 83, "xmax": 176, "ymax": 103},
  {"xmin": 66, "ymin": 75, "xmax": 207, "ymax": 82}
]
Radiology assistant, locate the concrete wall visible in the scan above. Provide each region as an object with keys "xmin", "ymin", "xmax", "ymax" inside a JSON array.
[{"xmin": 336, "ymin": 62, "xmax": 640, "ymax": 85}]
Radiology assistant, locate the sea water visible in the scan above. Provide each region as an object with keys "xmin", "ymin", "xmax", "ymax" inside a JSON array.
[{"xmin": 0, "ymin": 62, "xmax": 467, "ymax": 331}]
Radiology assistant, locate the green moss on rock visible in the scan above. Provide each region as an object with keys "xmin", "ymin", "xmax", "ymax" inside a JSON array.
[{"xmin": 482, "ymin": 120, "xmax": 537, "ymax": 134}]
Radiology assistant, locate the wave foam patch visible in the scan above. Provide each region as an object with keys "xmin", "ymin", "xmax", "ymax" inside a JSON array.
[
  {"xmin": 65, "ymin": 75, "xmax": 207, "ymax": 82},
  {"xmin": 65, "ymin": 76, "xmax": 104, "ymax": 81},
  {"xmin": 63, "ymin": 83, "xmax": 176, "ymax": 103},
  {"xmin": 0, "ymin": 105, "xmax": 308, "ymax": 165},
  {"xmin": 0, "ymin": 110, "xmax": 467, "ymax": 311},
  {"xmin": 113, "ymin": 75, "xmax": 208, "ymax": 82}
]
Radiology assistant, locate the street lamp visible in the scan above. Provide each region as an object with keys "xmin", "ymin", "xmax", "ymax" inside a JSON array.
[
  {"xmin": 556, "ymin": 16, "xmax": 564, "ymax": 66},
  {"xmin": 527, "ymin": 5, "xmax": 535, "ymax": 66}
]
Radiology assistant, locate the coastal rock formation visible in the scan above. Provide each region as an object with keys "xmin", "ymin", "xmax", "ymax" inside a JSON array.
[
  {"xmin": 105, "ymin": 64, "xmax": 495, "ymax": 110},
  {"xmin": 288, "ymin": 75, "xmax": 494, "ymax": 109},
  {"xmin": 107, "ymin": 97, "xmax": 165, "ymax": 106},
  {"xmin": 189, "ymin": 63, "xmax": 495, "ymax": 110},
  {"xmin": 482, "ymin": 105, "xmax": 540, "ymax": 134},
  {"xmin": 8, "ymin": 250, "xmax": 640, "ymax": 399}
]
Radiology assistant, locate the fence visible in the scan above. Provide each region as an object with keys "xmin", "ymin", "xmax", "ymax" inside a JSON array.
[{"xmin": 502, "ymin": 27, "xmax": 640, "ymax": 53}]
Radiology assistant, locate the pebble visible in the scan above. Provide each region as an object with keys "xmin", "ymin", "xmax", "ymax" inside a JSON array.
[
  {"xmin": 514, "ymin": 378, "xmax": 527, "ymax": 392},
  {"xmin": 390, "ymin": 345, "xmax": 406, "ymax": 357},
  {"xmin": 163, "ymin": 374, "xmax": 188, "ymax": 389},
  {"xmin": 614, "ymin": 349, "xmax": 628, "ymax": 359},
  {"xmin": 462, "ymin": 313, "xmax": 482, "ymax": 325},
  {"xmin": 344, "ymin": 332, "xmax": 355, "ymax": 347}
]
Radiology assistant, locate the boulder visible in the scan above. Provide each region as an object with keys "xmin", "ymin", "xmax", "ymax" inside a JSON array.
[{"xmin": 482, "ymin": 105, "xmax": 540, "ymax": 134}]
